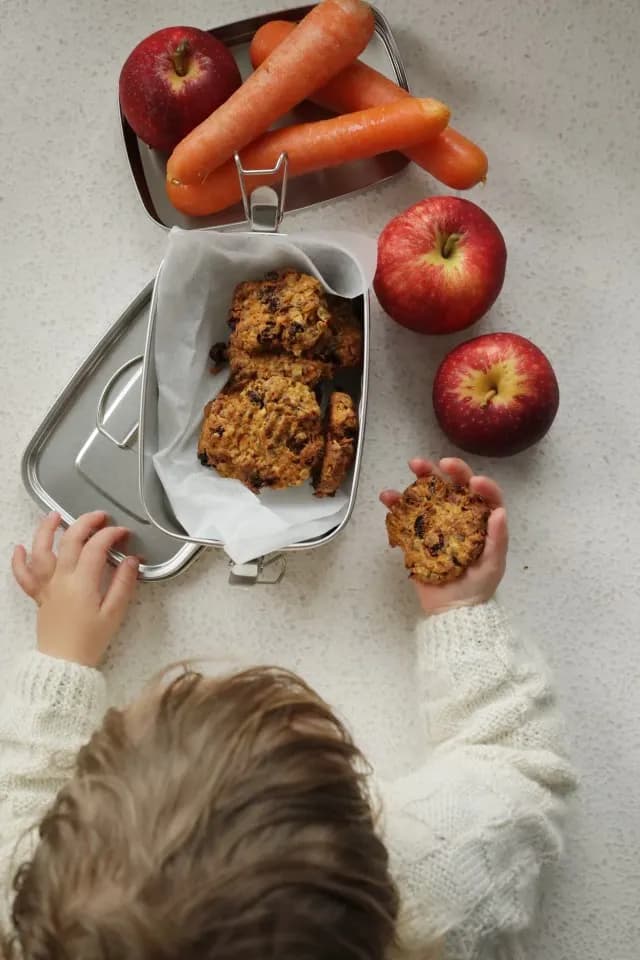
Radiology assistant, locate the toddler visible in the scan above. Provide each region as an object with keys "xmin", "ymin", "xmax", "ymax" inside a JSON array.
[{"xmin": 0, "ymin": 457, "xmax": 576, "ymax": 960}]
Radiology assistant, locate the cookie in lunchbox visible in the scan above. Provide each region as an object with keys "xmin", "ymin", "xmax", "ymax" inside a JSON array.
[
  {"xmin": 228, "ymin": 269, "xmax": 331, "ymax": 358},
  {"xmin": 198, "ymin": 375, "xmax": 323, "ymax": 493},
  {"xmin": 313, "ymin": 391, "xmax": 358, "ymax": 498}
]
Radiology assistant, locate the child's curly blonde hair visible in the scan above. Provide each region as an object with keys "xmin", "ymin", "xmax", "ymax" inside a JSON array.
[{"xmin": 4, "ymin": 667, "xmax": 399, "ymax": 960}]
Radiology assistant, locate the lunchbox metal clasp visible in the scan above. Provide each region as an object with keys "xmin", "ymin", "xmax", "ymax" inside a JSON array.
[
  {"xmin": 234, "ymin": 151, "xmax": 288, "ymax": 234},
  {"xmin": 228, "ymin": 553, "xmax": 287, "ymax": 586}
]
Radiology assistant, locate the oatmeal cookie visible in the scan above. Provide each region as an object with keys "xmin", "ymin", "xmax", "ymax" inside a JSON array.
[
  {"xmin": 229, "ymin": 269, "xmax": 331, "ymax": 357},
  {"xmin": 313, "ymin": 391, "xmax": 358, "ymax": 497},
  {"xmin": 324, "ymin": 297, "xmax": 363, "ymax": 368},
  {"xmin": 197, "ymin": 375, "xmax": 323, "ymax": 492},
  {"xmin": 227, "ymin": 341, "xmax": 334, "ymax": 387},
  {"xmin": 386, "ymin": 475, "xmax": 490, "ymax": 583}
]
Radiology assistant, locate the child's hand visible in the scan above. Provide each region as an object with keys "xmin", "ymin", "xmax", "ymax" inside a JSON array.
[
  {"xmin": 380, "ymin": 457, "xmax": 508, "ymax": 617},
  {"xmin": 11, "ymin": 511, "xmax": 140, "ymax": 667}
]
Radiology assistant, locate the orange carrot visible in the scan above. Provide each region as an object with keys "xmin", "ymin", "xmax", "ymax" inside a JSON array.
[
  {"xmin": 167, "ymin": 0, "xmax": 375, "ymax": 185},
  {"xmin": 250, "ymin": 19, "xmax": 488, "ymax": 190},
  {"xmin": 167, "ymin": 97, "xmax": 450, "ymax": 217}
]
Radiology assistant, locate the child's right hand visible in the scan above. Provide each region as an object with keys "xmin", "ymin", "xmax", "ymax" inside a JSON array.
[
  {"xmin": 380, "ymin": 457, "xmax": 508, "ymax": 617},
  {"xmin": 11, "ymin": 511, "xmax": 139, "ymax": 667}
]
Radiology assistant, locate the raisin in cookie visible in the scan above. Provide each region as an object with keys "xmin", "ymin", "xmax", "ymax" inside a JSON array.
[
  {"xmin": 386, "ymin": 475, "xmax": 490, "ymax": 583},
  {"xmin": 229, "ymin": 269, "xmax": 331, "ymax": 357},
  {"xmin": 227, "ymin": 341, "xmax": 334, "ymax": 388},
  {"xmin": 313, "ymin": 391, "xmax": 358, "ymax": 497},
  {"xmin": 198, "ymin": 375, "xmax": 323, "ymax": 492},
  {"xmin": 208, "ymin": 342, "xmax": 228, "ymax": 373}
]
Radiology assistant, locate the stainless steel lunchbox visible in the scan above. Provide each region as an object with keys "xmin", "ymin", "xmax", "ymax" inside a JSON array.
[
  {"xmin": 136, "ymin": 163, "xmax": 370, "ymax": 582},
  {"xmin": 21, "ymin": 5, "xmax": 408, "ymax": 584}
]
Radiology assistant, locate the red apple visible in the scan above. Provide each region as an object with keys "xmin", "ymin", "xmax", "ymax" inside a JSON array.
[
  {"xmin": 374, "ymin": 196, "xmax": 507, "ymax": 334},
  {"xmin": 119, "ymin": 26, "xmax": 241, "ymax": 153},
  {"xmin": 433, "ymin": 333, "xmax": 559, "ymax": 456}
]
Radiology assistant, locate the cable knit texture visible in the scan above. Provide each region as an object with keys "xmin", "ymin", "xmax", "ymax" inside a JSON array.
[
  {"xmin": 0, "ymin": 606, "xmax": 576, "ymax": 959},
  {"xmin": 0, "ymin": 651, "xmax": 106, "ymax": 917}
]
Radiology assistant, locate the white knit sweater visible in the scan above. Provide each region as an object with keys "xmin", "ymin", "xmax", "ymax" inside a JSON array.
[{"xmin": 0, "ymin": 602, "xmax": 576, "ymax": 959}]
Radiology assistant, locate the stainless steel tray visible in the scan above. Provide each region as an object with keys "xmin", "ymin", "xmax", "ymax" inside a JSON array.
[
  {"xmin": 21, "ymin": 285, "xmax": 205, "ymax": 582},
  {"xmin": 120, "ymin": 5, "xmax": 409, "ymax": 230},
  {"xmin": 138, "ymin": 232, "xmax": 369, "ymax": 553}
]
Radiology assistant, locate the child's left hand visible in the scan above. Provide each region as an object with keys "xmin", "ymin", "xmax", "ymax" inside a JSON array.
[
  {"xmin": 380, "ymin": 457, "xmax": 508, "ymax": 616},
  {"xmin": 11, "ymin": 511, "xmax": 139, "ymax": 667}
]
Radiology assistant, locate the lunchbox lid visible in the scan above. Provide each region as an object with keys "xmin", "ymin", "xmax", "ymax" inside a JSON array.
[
  {"xmin": 120, "ymin": 4, "xmax": 410, "ymax": 231},
  {"xmin": 21, "ymin": 283, "xmax": 206, "ymax": 583}
]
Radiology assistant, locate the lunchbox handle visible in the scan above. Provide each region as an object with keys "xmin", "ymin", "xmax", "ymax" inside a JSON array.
[{"xmin": 96, "ymin": 355, "xmax": 143, "ymax": 449}]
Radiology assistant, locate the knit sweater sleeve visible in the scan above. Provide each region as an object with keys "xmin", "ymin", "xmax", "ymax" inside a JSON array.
[
  {"xmin": 381, "ymin": 601, "xmax": 577, "ymax": 960},
  {"xmin": 0, "ymin": 651, "xmax": 106, "ymax": 927}
]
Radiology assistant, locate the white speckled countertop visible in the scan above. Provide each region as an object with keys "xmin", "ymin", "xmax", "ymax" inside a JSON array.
[{"xmin": 2, "ymin": 1, "xmax": 639, "ymax": 955}]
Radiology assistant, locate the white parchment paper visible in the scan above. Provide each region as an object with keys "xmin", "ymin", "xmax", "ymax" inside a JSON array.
[{"xmin": 152, "ymin": 227, "xmax": 375, "ymax": 564}]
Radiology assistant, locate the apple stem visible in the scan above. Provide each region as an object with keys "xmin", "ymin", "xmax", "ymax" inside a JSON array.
[
  {"xmin": 482, "ymin": 389, "xmax": 497, "ymax": 406},
  {"xmin": 171, "ymin": 39, "xmax": 191, "ymax": 77},
  {"xmin": 441, "ymin": 233, "xmax": 461, "ymax": 259}
]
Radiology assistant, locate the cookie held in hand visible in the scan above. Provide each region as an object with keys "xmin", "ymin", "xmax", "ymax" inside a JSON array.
[{"xmin": 386, "ymin": 475, "xmax": 490, "ymax": 583}]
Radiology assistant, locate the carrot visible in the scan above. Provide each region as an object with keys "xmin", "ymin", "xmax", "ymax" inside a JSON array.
[
  {"xmin": 167, "ymin": 0, "xmax": 375, "ymax": 185},
  {"xmin": 166, "ymin": 97, "xmax": 450, "ymax": 217},
  {"xmin": 250, "ymin": 19, "xmax": 488, "ymax": 190}
]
